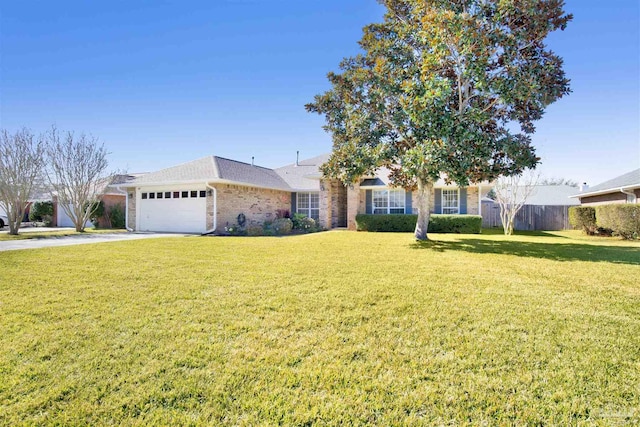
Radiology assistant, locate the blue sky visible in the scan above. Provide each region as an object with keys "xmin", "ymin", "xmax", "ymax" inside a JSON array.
[{"xmin": 1, "ymin": 0, "xmax": 638, "ymax": 185}]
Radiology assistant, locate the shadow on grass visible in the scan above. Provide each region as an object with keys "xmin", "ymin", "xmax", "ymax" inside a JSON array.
[{"xmin": 410, "ymin": 238, "xmax": 640, "ymax": 265}]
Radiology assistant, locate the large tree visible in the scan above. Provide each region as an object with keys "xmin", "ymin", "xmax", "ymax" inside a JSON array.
[
  {"xmin": 307, "ymin": 0, "xmax": 571, "ymax": 240},
  {"xmin": 0, "ymin": 128, "xmax": 46, "ymax": 235},
  {"xmin": 46, "ymin": 127, "xmax": 113, "ymax": 232}
]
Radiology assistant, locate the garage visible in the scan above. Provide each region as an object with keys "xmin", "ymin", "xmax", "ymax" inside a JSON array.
[{"xmin": 138, "ymin": 186, "xmax": 207, "ymax": 233}]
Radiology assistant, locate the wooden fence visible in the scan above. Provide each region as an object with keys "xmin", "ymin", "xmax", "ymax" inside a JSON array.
[{"xmin": 481, "ymin": 202, "xmax": 573, "ymax": 231}]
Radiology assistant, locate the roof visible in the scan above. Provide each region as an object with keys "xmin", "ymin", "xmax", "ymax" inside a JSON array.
[
  {"xmin": 274, "ymin": 153, "xmax": 330, "ymax": 191},
  {"xmin": 572, "ymin": 168, "xmax": 640, "ymax": 198},
  {"xmin": 524, "ymin": 185, "xmax": 581, "ymax": 206},
  {"xmin": 125, "ymin": 156, "xmax": 290, "ymax": 190}
]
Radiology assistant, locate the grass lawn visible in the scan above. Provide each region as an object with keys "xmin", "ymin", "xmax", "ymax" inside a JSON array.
[{"xmin": 1, "ymin": 230, "xmax": 638, "ymax": 425}]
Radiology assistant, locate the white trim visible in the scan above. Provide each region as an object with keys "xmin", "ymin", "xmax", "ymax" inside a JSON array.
[
  {"xmin": 372, "ymin": 188, "xmax": 406, "ymax": 214},
  {"xmin": 442, "ymin": 188, "xmax": 460, "ymax": 214},
  {"xmin": 115, "ymin": 179, "xmax": 290, "ymax": 193}
]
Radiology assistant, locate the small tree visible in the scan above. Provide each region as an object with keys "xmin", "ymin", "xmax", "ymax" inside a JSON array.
[
  {"xmin": 45, "ymin": 127, "xmax": 114, "ymax": 232},
  {"xmin": 0, "ymin": 128, "xmax": 46, "ymax": 235},
  {"xmin": 492, "ymin": 168, "xmax": 539, "ymax": 235}
]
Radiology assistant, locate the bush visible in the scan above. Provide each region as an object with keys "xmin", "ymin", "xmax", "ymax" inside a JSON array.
[
  {"xmin": 246, "ymin": 225, "xmax": 264, "ymax": 236},
  {"xmin": 355, "ymin": 214, "xmax": 482, "ymax": 234},
  {"xmin": 108, "ymin": 204, "xmax": 126, "ymax": 229},
  {"xmin": 569, "ymin": 206, "xmax": 598, "ymax": 235},
  {"xmin": 29, "ymin": 201, "xmax": 54, "ymax": 226},
  {"xmin": 596, "ymin": 204, "xmax": 640, "ymax": 240},
  {"xmin": 292, "ymin": 213, "xmax": 317, "ymax": 232},
  {"xmin": 272, "ymin": 218, "xmax": 293, "ymax": 235}
]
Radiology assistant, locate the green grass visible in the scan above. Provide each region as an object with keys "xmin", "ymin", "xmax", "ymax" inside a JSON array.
[
  {"xmin": 0, "ymin": 228, "xmax": 126, "ymax": 241},
  {"xmin": 1, "ymin": 231, "xmax": 638, "ymax": 425}
]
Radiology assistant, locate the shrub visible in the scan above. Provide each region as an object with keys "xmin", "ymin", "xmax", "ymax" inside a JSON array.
[
  {"xmin": 29, "ymin": 201, "xmax": 54, "ymax": 226},
  {"xmin": 272, "ymin": 218, "xmax": 293, "ymax": 235},
  {"xmin": 246, "ymin": 225, "xmax": 264, "ymax": 236},
  {"xmin": 596, "ymin": 204, "xmax": 640, "ymax": 240},
  {"xmin": 225, "ymin": 224, "xmax": 247, "ymax": 236},
  {"xmin": 569, "ymin": 206, "xmax": 597, "ymax": 235},
  {"xmin": 108, "ymin": 204, "xmax": 126, "ymax": 229},
  {"xmin": 355, "ymin": 214, "xmax": 482, "ymax": 234},
  {"xmin": 87, "ymin": 201, "xmax": 105, "ymax": 228},
  {"xmin": 292, "ymin": 213, "xmax": 317, "ymax": 232}
]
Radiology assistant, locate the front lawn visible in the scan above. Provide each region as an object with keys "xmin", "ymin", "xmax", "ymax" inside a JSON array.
[{"xmin": 1, "ymin": 231, "xmax": 638, "ymax": 425}]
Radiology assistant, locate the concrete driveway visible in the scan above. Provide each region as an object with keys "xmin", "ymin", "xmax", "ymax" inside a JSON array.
[{"xmin": 0, "ymin": 231, "xmax": 188, "ymax": 252}]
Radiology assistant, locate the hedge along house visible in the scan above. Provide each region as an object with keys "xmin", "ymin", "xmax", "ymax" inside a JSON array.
[{"xmin": 119, "ymin": 153, "xmax": 486, "ymax": 234}]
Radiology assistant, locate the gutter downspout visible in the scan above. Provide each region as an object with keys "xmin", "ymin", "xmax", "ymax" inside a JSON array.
[
  {"xmin": 115, "ymin": 187, "xmax": 134, "ymax": 232},
  {"xmin": 204, "ymin": 184, "xmax": 217, "ymax": 234},
  {"xmin": 620, "ymin": 187, "xmax": 637, "ymax": 203}
]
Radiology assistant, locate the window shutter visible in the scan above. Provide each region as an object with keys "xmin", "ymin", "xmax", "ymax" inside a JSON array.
[
  {"xmin": 290, "ymin": 193, "xmax": 297, "ymax": 215},
  {"xmin": 366, "ymin": 190, "xmax": 372, "ymax": 214},
  {"xmin": 460, "ymin": 188, "xmax": 467, "ymax": 214},
  {"xmin": 405, "ymin": 191, "xmax": 412, "ymax": 214},
  {"xmin": 434, "ymin": 189, "xmax": 442, "ymax": 214}
]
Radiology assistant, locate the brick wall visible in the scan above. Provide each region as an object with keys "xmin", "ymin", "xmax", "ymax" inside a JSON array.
[
  {"xmin": 580, "ymin": 192, "xmax": 628, "ymax": 206},
  {"xmin": 94, "ymin": 194, "xmax": 126, "ymax": 228},
  {"xmin": 213, "ymin": 184, "xmax": 290, "ymax": 233}
]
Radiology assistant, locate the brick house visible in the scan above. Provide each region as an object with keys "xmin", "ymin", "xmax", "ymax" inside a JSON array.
[
  {"xmin": 119, "ymin": 154, "xmax": 487, "ymax": 234},
  {"xmin": 572, "ymin": 169, "xmax": 640, "ymax": 206}
]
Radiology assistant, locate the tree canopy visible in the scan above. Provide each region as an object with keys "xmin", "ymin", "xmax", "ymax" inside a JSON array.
[{"xmin": 307, "ymin": 0, "xmax": 572, "ymax": 239}]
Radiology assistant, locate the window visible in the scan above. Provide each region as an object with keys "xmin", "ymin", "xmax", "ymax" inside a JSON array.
[
  {"xmin": 165, "ymin": 192, "xmax": 171, "ymax": 199},
  {"xmin": 157, "ymin": 192, "xmax": 163, "ymax": 199},
  {"xmin": 141, "ymin": 193, "xmax": 148, "ymax": 200},
  {"xmin": 173, "ymin": 192, "xmax": 180, "ymax": 199},
  {"xmin": 442, "ymin": 189, "xmax": 459, "ymax": 214},
  {"xmin": 182, "ymin": 191, "xmax": 188, "ymax": 198},
  {"xmin": 372, "ymin": 189, "xmax": 405, "ymax": 214},
  {"xmin": 191, "ymin": 191, "xmax": 197, "ymax": 198},
  {"xmin": 200, "ymin": 190, "xmax": 206, "ymax": 198},
  {"xmin": 149, "ymin": 192, "xmax": 155, "ymax": 199},
  {"xmin": 297, "ymin": 192, "xmax": 320, "ymax": 222}
]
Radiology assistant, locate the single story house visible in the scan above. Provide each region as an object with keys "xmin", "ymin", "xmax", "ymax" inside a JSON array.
[
  {"xmin": 571, "ymin": 169, "xmax": 640, "ymax": 205},
  {"xmin": 118, "ymin": 153, "xmax": 488, "ymax": 234}
]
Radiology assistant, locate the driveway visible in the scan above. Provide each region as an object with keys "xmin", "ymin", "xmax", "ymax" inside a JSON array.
[{"xmin": 0, "ymin": 232, "xmax": 188, "ymax": 252}]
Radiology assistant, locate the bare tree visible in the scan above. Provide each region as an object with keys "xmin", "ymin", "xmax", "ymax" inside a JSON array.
[
  {"xmin": 492, "ymin": 169, "xmax": 540, "ymax": 235},
  {"xmin": 45, "ymin": 127, "xmax": 114, "ymax": 232},
  {"xmin": 0, "ymin": 128, "xmax": 46, "ymax": 235}
]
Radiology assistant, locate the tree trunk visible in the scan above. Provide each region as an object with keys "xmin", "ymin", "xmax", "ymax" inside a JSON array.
[{"xmin": 414, "ymin": 178, "xmax": 433, "ymax": 241}]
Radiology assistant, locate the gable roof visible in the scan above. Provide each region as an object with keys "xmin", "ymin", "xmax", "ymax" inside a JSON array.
[
  {"xmin": 274, "ymin": 153, "xmax": 330, "ymax": 191},
  {"xmin": 572, "ymin": 168, "xmax": 640, "ymax": 198},
  {"xmin": 124, "ymin": 156, "xmax": 290, "ymax": 191}
]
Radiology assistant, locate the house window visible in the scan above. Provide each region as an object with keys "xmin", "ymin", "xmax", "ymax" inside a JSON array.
[
  {"xmin": 297, "ymin": 192, "xmax": 320, "ymax": 222},
  {"xmin": 442, "ymin": 189, "xmax": 459, "ymax": 214},
  {"xmin": 373, "ymin": 189, "xmax": 405, "ymax": 214}
]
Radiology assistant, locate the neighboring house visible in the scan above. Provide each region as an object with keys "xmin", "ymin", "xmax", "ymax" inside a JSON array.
[
  {"xmin": 483, "ymin": 185, "xmax": 580, "ymax": 230},
  {"xmin": 53, "ymin": 174, "xmax": 142, "ymax": 228},
  {"xmin": 118, "ymin": 153, "xmax": 487, "ymax": 234},
  {"xmin": 571, "ymin": 169, "xmax": 640, "ymax": 205}
]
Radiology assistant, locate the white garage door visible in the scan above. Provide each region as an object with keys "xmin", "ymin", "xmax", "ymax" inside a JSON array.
[
  {"xmin": 57, "ymin": 204, "xmax": 92, "ymax": 228},
  {"xmin": 138, "ymin": 187, "xmax": 207, "ymax": 233}
]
